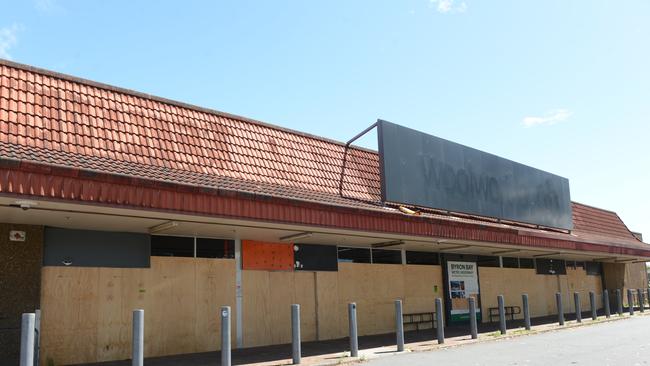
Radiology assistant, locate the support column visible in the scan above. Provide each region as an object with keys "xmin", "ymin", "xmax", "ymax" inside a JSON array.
[{"xmin": 235, "ymin": 236, "xmax": 243, "ymax": 348}]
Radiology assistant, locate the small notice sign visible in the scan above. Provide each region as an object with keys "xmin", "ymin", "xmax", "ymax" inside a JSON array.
[{"xmin": 9, "ymin": 230, "xmax": 26, "ymax": 242}]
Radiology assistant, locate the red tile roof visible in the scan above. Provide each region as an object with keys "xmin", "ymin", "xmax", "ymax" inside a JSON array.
[{"xmin": 0, "ymin": 59, "xmax": 646, "ymax": 253}]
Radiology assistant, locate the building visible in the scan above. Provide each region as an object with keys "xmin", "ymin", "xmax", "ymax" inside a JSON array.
[{"xmin": 0, "ymin": 59, "xmax": 648, "ymax": 365}]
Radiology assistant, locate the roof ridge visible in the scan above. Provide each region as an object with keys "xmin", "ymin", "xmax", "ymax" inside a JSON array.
[{"xmin": 0, "ymin": 58, "xmax": 378, "ymax": 155}]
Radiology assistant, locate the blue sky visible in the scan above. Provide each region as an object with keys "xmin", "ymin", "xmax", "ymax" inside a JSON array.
[{"xmin": 1, "ymin": 0, "xmax": 649, "ymax": 237}]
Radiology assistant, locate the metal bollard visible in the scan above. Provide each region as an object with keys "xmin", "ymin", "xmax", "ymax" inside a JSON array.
[
  {"xmin": 435, "ymin": 298, "xmax": 444, "ymax": 344},
  {"xmin": 603, "ymin": 290, "xmax": 610, "ymax": 318},
  {"xmin": 132, "ymin": 309, "xmax": 144, "ymax": 366},
  {"xmin": 348, "ymin": 303, "xmax": 358, "ymax": 357},
  {"xmin": 292, "ymin": 304, "xmax": 301, "ymax": 364},
  {"xmin": 574, "ymin": 292, "xmax": 581, "ymax": 323},
  {"xmin": 522, "ymin": 294, "xmax": 531, "ymax": 330},
  {"xmin": 638, "ymin": 289, "xmax": 645, "ymax": 313},
  {"xmin": 221, "ymin": 306, "xmax": 231, "ymax": 366},
  {"xmin": 20, "ymin": 313, "xmax": 35, "ymax": 366},
  {"xmin": 589, "ymin": 291, "xmax": 597, "ymax": 320},
  {"xmin": 556, "ymin": 292, "xmax": 564, "ymax": 326},
  {"xmin": 628, "ymin": 289, "xmax": 634, "ymax": 315},
  {"xmin": 469, "ymin": 297, "xmax": 478, "ymax": 339},
  {"xmin": 395, "ymin": 300, "xmax": 404, "ymax": 352},
  {"xmin": 616, "ymin": 289, "xmax": 623, "ymax": 316},
  {"xmin": 498, "ymin": 295, "xmax": 506, "ymax": 335},
  {"xmin": 34, "ymin": 309, "xmax": 41, "ymax": 366}
]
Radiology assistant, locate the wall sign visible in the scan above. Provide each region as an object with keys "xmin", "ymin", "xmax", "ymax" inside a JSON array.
[
  {"xmin": 447, "ymin": 261, "xmax": 481, "ymax": 322},
  {"xmin": 9, "ymin": 230, "xmax": 26, "ymax": 242},
  {"xmin": 378, "ymin": 120, "xmax": 573, "ymax": 230}
]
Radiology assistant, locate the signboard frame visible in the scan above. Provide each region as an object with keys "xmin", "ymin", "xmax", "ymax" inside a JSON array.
[{"xmin": 377, "ymin": 119, "xmax": 573, "ymax": 230}]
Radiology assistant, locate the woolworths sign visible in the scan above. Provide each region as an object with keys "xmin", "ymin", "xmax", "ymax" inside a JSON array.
[{"xmin": 447, "ymin": 261, "xmax": 481, "ymax": 322}]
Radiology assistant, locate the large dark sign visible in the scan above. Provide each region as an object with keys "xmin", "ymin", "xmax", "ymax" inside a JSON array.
[{"xmin": 377, "ymin": 120, "xmax": 573, "ymax": 230}]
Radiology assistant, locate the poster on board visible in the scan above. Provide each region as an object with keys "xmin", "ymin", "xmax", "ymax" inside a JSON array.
[{"xmin": 447, "ymin": 261, "xmax": 481, "ymax": 322}]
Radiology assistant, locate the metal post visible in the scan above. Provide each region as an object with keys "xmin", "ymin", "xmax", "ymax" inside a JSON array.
[
  {"xmin": 132, "ymin": 309, "xmax": 144, "ymax": 366},
  {"xmin": 395, "ymin": 300, "xmax": 404, "ymax": 351},
  {"xmin": 469, "ymin": 297, "xmax": 478, "ymax": 339},
  {"xmin": 603, "ymin": 290, "xmax": 610, "ymax": 318},
  {"xmin": 616, "ymin": 289, "xmax": 623, "ymax": 316},
  {"xmin": 498, "ymin": 295, "xmax": 506, "ymax": 335},
  {"xmin": 348, "ymin": 303, "xmax": 358, "ymax": 357},
  {"xmin": 20, "ymin": 313, "xmax": 35, "ymax": 366},
  {"xmin": 628, "ymin": 289, "xmax": 634, "ymax": 315},
  {"xmin": 589, "ymin": 291, "xmax": 597, "ymax": 320},
  {"xmin": 34, "ymin": 309, "xmax": 41, "ymax": 366},
  {"xmin": 221, "ymin": 306, "xmax": 231, "ymax": 366},
  {"xmin": 292, "ymin": 304, "xmax": 301, "ymax": 364},
  {"xmin": 638, "ymin": 289, "xmax": 645, "ymax": 313},
  {"xmin": 574, "ymin": 292, "xmax": 581, "ymax": 323},
  {"xmin": 556, "ymin": 292, "xmax": 564, "ymax": 326},
  {"xmin": 522, "ymin": 294, "xmax": 531, "ymax": 330},
  {"xmin": 435, "ymin": 298, "xmax": 444, "ymax": 344}
]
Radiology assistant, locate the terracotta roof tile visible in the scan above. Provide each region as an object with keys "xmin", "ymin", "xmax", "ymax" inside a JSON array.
[{"xmin": 0, "ymin": 59, "xmax": 646, "ymax": 250}]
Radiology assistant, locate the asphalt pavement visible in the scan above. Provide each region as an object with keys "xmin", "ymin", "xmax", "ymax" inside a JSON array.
[{"xmin": 365, "ymin": 315, "xmax": 650, "ymax": 366}]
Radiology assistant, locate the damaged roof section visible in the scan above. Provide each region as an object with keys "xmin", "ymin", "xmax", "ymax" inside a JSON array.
[{"xmin": 0, "ymin": 59, "xmax": 647, "ymax": 255}]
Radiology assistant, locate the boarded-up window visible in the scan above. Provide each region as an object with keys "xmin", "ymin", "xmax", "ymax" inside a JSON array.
[{"xmin": 242, "ymin": 240, "xmax": 294, "ymax": 270}]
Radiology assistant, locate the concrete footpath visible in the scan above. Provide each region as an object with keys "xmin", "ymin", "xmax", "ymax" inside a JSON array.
[
  {"xmin": 367, "ymin": 313, "xmax": 650, "ymax": 366},
  {"xmin": 84, "ymin": 311, "xmax": 650, "ymax": 366}
]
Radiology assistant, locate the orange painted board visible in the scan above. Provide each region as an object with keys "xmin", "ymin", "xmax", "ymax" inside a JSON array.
[{"xmin": 242, "ymin": 240, "xmax": 294, "ymax": 271}]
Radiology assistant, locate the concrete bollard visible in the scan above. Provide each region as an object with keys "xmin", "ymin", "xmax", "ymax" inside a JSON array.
[
  {"xmin": 574, "ymin": 292, "xmax": 581, "ymax": 323},
  {"xmin": 348, "ymin": 303, "xmax": 358, "ymax": 357},
  {"xmin": 616, "ymin": 289, "xmax": 623, "ymax": 316},
  {"xmin": 638, "ymin": 289, "xmax": 645, "ymax": 313},
  {"xmin": 589, "ymin": 291, "xmax": 597, "ymax": 320},
  {"xmin": 20, "ymin": 313, "xmax": 35, "ymax": 366},
  {"xmin": 469, "ymin": 297, "xmax": 478, "ymax": 339},
  {"xmin": 435, "ymin": 298, "xmax": 444, "ymax": 344},
  {"xmin": 603, "ymin": 290, "xmax": 610, "ymax": 318},
  {"xmin": 628, "ymin": 289, "xmax": 634, "ymax": 315},
  {"xmin": 498, "ymin": 295, "xmax": 506, "ymax": 335},
  {"xmin": 556, "ymin": 292, "xmax": 564, "ymax": 326},
  {"xmin": 395, "ymin": 300, "xmax": 404, "ymax": 352},
  {"xmin": 132, "ymin": 309, "xmax": 144, "ymax": 366},
  {"xmin": 292, "ymin": 304, "xmax": 301, "ymax": 364},
  {"xmin": 522, "ymin": 294, "xmax": 531, "ymax": 331},
  {"xmin": 221, "ymin": 306, "xmax": 231, "ymax": 366}
]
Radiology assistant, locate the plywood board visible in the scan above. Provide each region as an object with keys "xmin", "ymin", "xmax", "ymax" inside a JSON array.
[{"xmin": 40, "ymin": 257, "xmax": 236, "ymax": 365}]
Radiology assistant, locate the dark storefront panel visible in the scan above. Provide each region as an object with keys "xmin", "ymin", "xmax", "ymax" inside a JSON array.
[
  {"xmin": 535, "ymin": 259, "xmax": 567, "ymax": 275},
  {"xmin": 586, "ymin": 262, "xmax": 603, "ymax": 276},
  {"xmin": 406, "ymin": 251, "xmax": 440, "ymax": 265},
  {"xmin": 151, "ymin": 235, "xmax": 194, "ymax": 257},
  {"xmin": 519, "ymin": 258, "xmax": 535, "ymax": 269},
  {"xmin": 372, "ymin": 249, "xmax": 402, "ymax": 264},
  {"xmin": 338, "ymin": 247, "xmax": 371, "ymax": 263},
  {"xmin": 502, "ymin": 257, "xmax": 519, "ymax": 268},
  {"xmin": 196, "ymin": 238, "xmax": 235, "ymax": 259},
  {"xmin": 294, "ymin": 243, "xmax": 338, "ymax": 271},
  {"xmin": 44, "ymin": 227, "xmax": 150, "ymax": 268}
]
